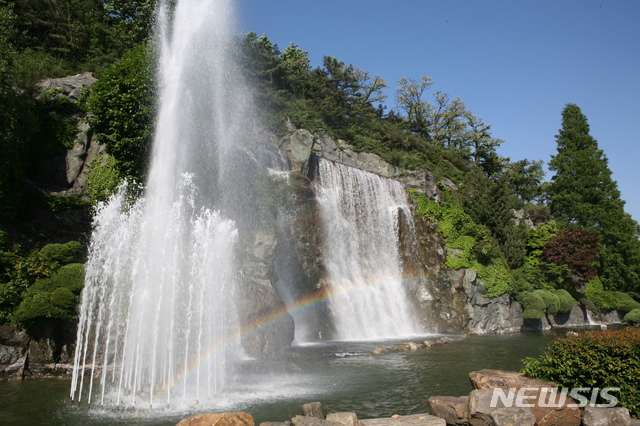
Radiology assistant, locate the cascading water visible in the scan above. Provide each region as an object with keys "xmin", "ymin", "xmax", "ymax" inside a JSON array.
[
  {"xmin": 71, "ymin": 0, "xmax": 257, "ymax": 408},
  {"xmin": 313, "ymin": 158, "xmax": 423, "ymax": 340}
]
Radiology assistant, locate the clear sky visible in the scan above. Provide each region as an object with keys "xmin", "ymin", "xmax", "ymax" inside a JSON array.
[{"xmin": 238, "ymin": 0, "xmax": 640, "ymax": 222}]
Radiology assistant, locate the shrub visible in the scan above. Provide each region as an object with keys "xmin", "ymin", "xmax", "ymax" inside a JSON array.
[
  {"xmin": 30, "ymin": 263, "xmax": 84, "ymax": 294},
  {"xmin": 553, "ymin": 289, "xmax": 578, "ymax": 314},
  {"xmin": 522, "ymin": 328, "xmax": 640, "ymax": 417},
  {"xmin": 616, "ymin": 292, "xmax": 640, "ymax": 313},
  {"xmin": 39, "ymin": 241, "xmax": 83, "ymax": 264},
  {"xmin": 532, "ymin": 289, "xmax": 560, "ymax": 316},
  {"xmin": 520, "ymin": 292, "xmax": 545, "ymax": 312},
  {"xmin": 624, "ymin": 309, "xmax": 640, "ymax": 326},
  {"xmin": 583, "ymin": 288, "xmax": 619, "ymax": 310},
  {"xmin": 11, "ymin": 263, "xmax": 84, "ymax": 327},
  {"xmin": 522, "ymin": 309, "xmax": 545, "ymax": 319},
  {"xmin": 476, "ymin": 260, "xmax": 513, "ymax": 297}
]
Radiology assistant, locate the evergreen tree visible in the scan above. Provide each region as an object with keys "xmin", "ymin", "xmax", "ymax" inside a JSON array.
[{"xmin": 548, "ymin": 103, "xmax": 640, "ymax": 291}]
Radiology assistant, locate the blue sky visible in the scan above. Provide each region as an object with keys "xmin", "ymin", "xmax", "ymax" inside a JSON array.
[{"xmin": 238, "ymin": 0, "xmax": 640, "ymax": 222}]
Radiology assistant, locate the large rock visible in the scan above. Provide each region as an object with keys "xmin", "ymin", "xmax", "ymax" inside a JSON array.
[
  {"xmin": 428, "ymin": 395, "xmax": 469, "ymax": 425},
  {"xmin": 468, "ymin": 389, "xmax": 536, "ymax": 426},
  {"xmin": 468, "ymin": 370, "xmax": 581, "ymax": 426},
  {"xmin": 302, "ymin": 402, "xmax": 325, "ymax": 419},
  {"xmin": 325, "ymin": 412, "xmax": 361, "ymax": 426},
  {"xmin": 361, "ymin": 413, "xmax": 445, "ymax": 426},
  {"xmin": 469, "ymin": 369, "xmax": 556, "ymax": 390},
  {"xmin": 582, "ymin": 406, "xmax": 631, "ymax": 426},
  {"xmin": 291, "ymin": 416, "xmax": 343, "ymax": 426},
  {"xmin": 177, "ymin": 412, "xmax": 255, "ymax": 426}
]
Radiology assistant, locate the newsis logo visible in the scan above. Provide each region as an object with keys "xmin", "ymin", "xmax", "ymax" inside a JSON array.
[{"xmin": 490, "ymin": 387, "xmax": 620, "ymax": 408}]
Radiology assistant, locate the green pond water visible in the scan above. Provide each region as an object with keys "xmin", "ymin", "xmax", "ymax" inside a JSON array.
[{"xmin": 0, "ymin": 332, "xmax": 560, "ymax": 425}]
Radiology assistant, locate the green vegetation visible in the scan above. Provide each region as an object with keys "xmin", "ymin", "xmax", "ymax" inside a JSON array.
[
  {"xmin": 0, "ymin": 241, "xmax": 84, "ymax": 325},
  {"xmin": 522, "ymin": 328, "xmax": 640, "ymax": 417}
]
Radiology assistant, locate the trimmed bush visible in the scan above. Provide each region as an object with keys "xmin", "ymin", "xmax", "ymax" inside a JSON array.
[
  {"xmin": 30, "ymin": 263, "xmax": 84, "ymax": 294},
  {"xmin": 520, "ymin": 292, "xmax": 545, "ymax": 312},
  {"xmin": 39, "ymin": 241, "xmax": 83, "ymax": 264},
  {"xmin": 624, "ymin": 309, "xmax": 640, "ymax": 326},
  {"xmin": 522, "ymin": 327, "xmax": 640, "ymax": 417},
  {"xmin": 522, "ymin": 308, "xmax": 545, "ymax": 319},
  {"xmin": 616, "ymin": 292, "xmax": 640, "ymax": 313},
  {"xmin": 533, "ymin": 289, "xmax": 560, "ymax": 316},
  {"xmin": 11, "ymin": 263, "xmax": 84, "ymax": 327},
  {"xmin": 553, "ymin": 289, "xmax": 578, "ymax": 314}
]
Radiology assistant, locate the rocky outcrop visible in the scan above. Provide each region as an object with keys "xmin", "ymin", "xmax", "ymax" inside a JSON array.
[
  {"xmin": 0, "ymin": 321, "xmax": 75, "ymax": 379},
  {"xmin": 278, "ymin": 130, "xmax": 444, "ymax": 197},
  {"xmin": 34, "ymin": 72, "xmax": 104, "ymax": 200}
]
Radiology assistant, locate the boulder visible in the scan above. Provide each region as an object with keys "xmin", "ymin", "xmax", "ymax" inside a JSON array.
[
  {"xmin": 469, "ymin": 369, "xmax": 556, "ymax": 390},
  {"xmin": 302, "ymin": 402, "xmax": 325, "ymax": 419},
  {"xmin": 177, "ymin": 411, "xmax": 254, "ymax": 426},
  {"xmin": 468, "ymin": 370, "xmax": 581, "ymax": 426},
  {"xmin": 489, "ymin": 407, "xmax": 535, "ymax": 426},
  {"xmin": 427, "ymin": 395, "xmax": 469, "ymax": 425},
  {"xmin": 291, "ymin": 415, "xmax": 342, "ymax": 426},
  {"xmin": 361, "ymin": 413, "xmax": 445, "ymax": 426},
  {"xmin": 582, "ymin": 406, "xmax": 631, "ymax": 426},
  {"xmin": 326, "ymin": 412, "xmax": 361, "ymax": 426}
]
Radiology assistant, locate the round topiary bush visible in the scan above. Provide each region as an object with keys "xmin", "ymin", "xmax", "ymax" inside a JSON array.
[
  {"xmin": 617, "ymin": 292, "xmax": 640, "ymax": 313},
  {"xmin": 623, "ymin": 309, "xmax": 640, "ymax": 326},
  {"xmin": 553, "ymin": 289, "xmax": 578, "ymax": 314},
  {"xmin": 532, "ymin": 289, "xmax": 560, "ymax": 316},
  {"xmin": 520, "ymin": 292, "xmax": 545, "ymax": 312},
  {"xmin": 39, "ymin": 241, "xmax": 83, "ymax": 264},
  {"xmin": 523, "ymin": 308, "xmax": 545, "ymax": 319}
]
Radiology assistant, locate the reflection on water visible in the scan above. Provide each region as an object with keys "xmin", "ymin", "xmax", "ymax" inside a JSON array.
[{"xmin": 0, "ymin": 332, "xmax": 557, "ymax": 425}]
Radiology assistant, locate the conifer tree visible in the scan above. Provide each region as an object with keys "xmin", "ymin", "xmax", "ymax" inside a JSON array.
[{"xmin": 548, "ymin": 103, "xmax": 640, "ymax": 291}]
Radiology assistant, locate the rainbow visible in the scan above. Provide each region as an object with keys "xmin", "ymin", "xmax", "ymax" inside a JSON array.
[{"xmin": 149, "ymin": 275, "xmax": 421, "ymax": 405}]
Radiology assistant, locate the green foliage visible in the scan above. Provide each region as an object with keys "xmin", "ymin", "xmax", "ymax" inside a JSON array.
[
  {"xmin": 522, "ymin": 328, "xmax": 640, "ymax": 417},
  {"xmin": 532, "ymin": 289, "xmax": 560, "ymax": 316},
  {"xmin": 0, "ymin": 242, "xmax": 84, "ymax": 326},
  {"xmin": 87, "ymin": 154, "xmax": 123, "ymax": 203},
  {"xmin": 476, "ymin": 260, "xmax": 513, "ymax": 297},
  {"xmin": 623, "ymin": 309, "xmax": 640, "ymax": 326},
  {"xmin": 520, "ymin": 292, "xmax": 546, "ymax": 312},
  {"xmin": 583, "ymin": 288, "xmax": 619, "ymax": 311},
  {"xmin": 616, "ymin": 292, "xmax": 640, "ymax": 313},
  {"xmin": 46, "ymin": 195, "xmax": 91, "ymax": 212},
  {"xmin": 39, "ymin": 241, "xmax": 83, "ymax": 264},
  {"xmin": 87, "ymin": 43, "xmax": 154, "ymax": 179},
  {"xmin": 522, "ymin": 309, "xmax": 545, "ymax": 319},
  {"xmin": 553, "ymin": 289, "xmax": 578, "ymax": 314}
]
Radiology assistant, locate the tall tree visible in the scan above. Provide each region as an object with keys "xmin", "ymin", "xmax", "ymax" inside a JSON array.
[{"xmin": 548, "ymin": 103, "xmax": 640, "ymax": 290}]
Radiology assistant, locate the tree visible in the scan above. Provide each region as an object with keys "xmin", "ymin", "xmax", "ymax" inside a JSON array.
[
  {"xmin": 548, "ymin": 103, "xmax": 640, "ymax": 291},
  {"xmin": 395, "ymin": 75, "xmax": 432, "ymax": 136},
  {"xmin": 542, "ymin": 229, "xmax": 599, "ymax": 289},
  {"xmin": 87, "ymin": 44, "xmax": 154, "ymax": 179},
  {"xmin": 502, "ymin": 159, "xmax": 545, "ymax": 203}
]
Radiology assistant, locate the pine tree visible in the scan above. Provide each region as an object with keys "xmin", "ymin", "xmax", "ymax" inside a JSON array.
[{"xmin": 548, "ymin": 103, "xmax": 640, "ymax": 291}]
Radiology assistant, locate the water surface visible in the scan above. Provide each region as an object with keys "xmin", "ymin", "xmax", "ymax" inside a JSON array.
[{"xmin": 1, "ymin": 332, "xmax": 557, "ymax": 425}]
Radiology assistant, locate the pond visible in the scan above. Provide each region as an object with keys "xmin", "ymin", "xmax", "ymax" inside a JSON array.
[{"xmin": 0, "ymin": 332, "xmax": 559, "ymax": 425}]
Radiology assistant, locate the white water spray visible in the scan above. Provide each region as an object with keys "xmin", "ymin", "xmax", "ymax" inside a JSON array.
[
  {"xmin": 313, "ymin": 159, "xmax": 423, "ymax": 340},
  {"xmin": 71, "ymin": 0, "xmax": 255, "ymax": 407}
]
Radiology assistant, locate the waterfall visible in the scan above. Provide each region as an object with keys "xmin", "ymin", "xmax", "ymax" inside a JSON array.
[
  {"xmin": 71, "ymin": 0, "xmax": 257, "ymax": 408},
  {"xmin": 313, "ymin": 158, "xmax": 423, "ymax": 340}
]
